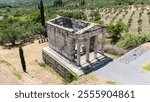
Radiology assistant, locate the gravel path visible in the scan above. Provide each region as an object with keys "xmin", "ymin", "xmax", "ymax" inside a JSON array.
[{"xmin": 94, "ymin": 49, "xmax": 150, "ymax": 85}]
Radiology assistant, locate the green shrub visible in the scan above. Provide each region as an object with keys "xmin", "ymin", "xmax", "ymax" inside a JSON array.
[
  {"xmin": 64, "ymin": 69, "xmax": 79, "ymax": 84},
  {"xmin": 30, "ymin": 23, "xmax": 46, "ymax": 35},
  {"xmin": 117, "ymin": 34, "xmax": 150, "ymax": 49},
  {"xmin": 143, "ymin": 63, "xmax": 150, "ymax": 71},
  {"xmin": 138, "ymin": 25, "xmax": 142, "ymax": 34},
  {"xmin": 60, "ymin": 11, "xmax": 86, "ymax": 20},
  {"xmin": 108, "ymin": 19, "xmax": 126, "ymax": 44},
  {"xmin": 90, "ymin": 10, "xmax": 101, "ymax": 21},
  {"xmin": 13, "ymin": 70, "xmax": 22, "ymax": 80},
  {"xmin": 138, "ymin": 18, "xmax": 142, "ymax": 25}
]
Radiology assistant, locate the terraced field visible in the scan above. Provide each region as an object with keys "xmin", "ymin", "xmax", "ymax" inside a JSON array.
[{"xmin": 87, "ymin": 5, "xmax": 150, "ymax": 34}]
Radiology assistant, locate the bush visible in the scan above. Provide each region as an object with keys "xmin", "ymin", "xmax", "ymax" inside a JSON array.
[
  {"xmin": 64, "ymin": 69, "xmax": 78, "ymax": 84},
  {"xmin": 90, "ymin": 10, "xmax": 101, "ymax": 21},
  {"xmin": 117, "ymin": 34, "xmax": 150, "ymax": 49},
  {"xmin": 30, "ymin": 23, "xmax": 46, "ymax": 35},
  {"xmin": 13, "ymin": 70, "xmax": 22, "ymax": 80},
  {"xmin": 30, "ymin": 11, "xmax": 41, "ymax": 24},
  {"xmin": 107, "ymin": 19, "xmax": 126, "ymax": 44},
  {"xmin": 138, "ymin": 18, "xmax": 142, "ymax": 25},
  {"xmin": 138, "ymin": 25, "xmax": 142, "ymax": 34},
  {"xmin": 60, "ymin": 11, "xmax": 86, "ymax": 20}
]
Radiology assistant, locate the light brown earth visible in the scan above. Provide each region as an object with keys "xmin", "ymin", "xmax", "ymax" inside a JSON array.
[
  {"xmin": 0, "ymin": 16, "xmax": 3, "ymax": 20},
  {"xmin": 0, "ymin": 40, "xmax": 110, "ymax": 85},
  {"xmin": 0, "ymin": 66, "xmax": 20, "ymax": 85},
  {"xmin": 0, "ymin": 41, "xmax": 63, "ymax": 85}
]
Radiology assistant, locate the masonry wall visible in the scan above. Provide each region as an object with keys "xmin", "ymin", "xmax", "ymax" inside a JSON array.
[
  {"xmin": 42, "ymin": 49, "xmax": 76, "ymax": 82},
  {"xmin": 47, "ymin": 24, "xmax": 75, "ymax": 61}
]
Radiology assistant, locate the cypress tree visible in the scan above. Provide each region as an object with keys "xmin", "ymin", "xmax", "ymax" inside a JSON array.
[
  {"xmin": 80, "ymin": 0, "xmax": 85, "ymax": 6},
  {"xmin": 39, "ymin": 0, "xmax": 47, "ymax": 37},
  {"xmin": 19, "ymin": 46, "xmax": 26, "ymax": 73},
  {"xmin": 39, "ymin": 0, "xmax": 45, "ymax": 27},
  {"xmin": 54, "ymin": 0, "xmax": 63, "ymax": 7}
]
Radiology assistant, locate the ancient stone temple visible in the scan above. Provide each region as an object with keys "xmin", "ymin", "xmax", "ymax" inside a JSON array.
[{"xmin": 42, "ymin": 16, "xmax": 108, "ymax": 78}]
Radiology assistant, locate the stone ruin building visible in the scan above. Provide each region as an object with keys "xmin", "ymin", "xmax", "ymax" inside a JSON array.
[{"xmin": 42, "ymin": 16, "xmax": 108, "ymax": 78}]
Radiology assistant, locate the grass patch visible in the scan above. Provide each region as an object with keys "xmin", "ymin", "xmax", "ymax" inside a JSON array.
[
  {"xmin": 117, "ymin": 34, "xmax": 150, "ymax": 50},
  {"xmin": 143, "ymin": 63, "xmax": 150, "ymax": 71},
  {"xmin": 37, "ymin": 61, "xmax": 58, "ymax": 74},
  {"xmin": 37, "ymin": 61, "xmax": 63, "ymax": 80},
  {"xmin": 106, "ymin": 80, "xmax": 116, "ymax": 85},
  {"xmin": 98, "ymin": 37, "xmax": 111, "ymax": 44},
  {"xmin": 0, "ymin": 69, "xmax": 8, "ymax": 78},
  {"xmin": 0, "ymin": 60, "xmax": 11, "ymax": 66},
  {"xmin": 3, "ymin": 73, "xmax": 9, "ymax": 78},
  {"xmin": 37, "ymin": 61, "xmax": 78, "ymax": 84},
  {"xmin": 63, "ymin": 68, "xmax": 79, "ymax": 84},
  {"xmin": 13, "ymin": 70, "xmax": 22, "ymax": 80}
]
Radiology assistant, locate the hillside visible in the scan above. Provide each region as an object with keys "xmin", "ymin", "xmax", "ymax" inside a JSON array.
[
  {"xmin": 0, "ymin": 0, "xmax": 150, "ymax": 85},
  {"xmin": 1, "ymin": 0, "xmax": 150, "ymax": 7},
  {"xmin": 0, "ymin": 0, "xmax": 50, "ymax": 7}
]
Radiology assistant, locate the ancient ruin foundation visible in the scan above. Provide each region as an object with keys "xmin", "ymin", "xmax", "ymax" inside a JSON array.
[{"xmin": 42, "ymin": 16, "xmax": 107, "ymax": 78}]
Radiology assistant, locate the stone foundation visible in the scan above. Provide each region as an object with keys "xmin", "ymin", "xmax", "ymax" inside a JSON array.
[
  {"xmin": 42, "ymin": 48, "xmax": 78, "ymax": 82},
  {"xmin": 42, "ymin": 17, "xmax": 107, "ymax": 81}
]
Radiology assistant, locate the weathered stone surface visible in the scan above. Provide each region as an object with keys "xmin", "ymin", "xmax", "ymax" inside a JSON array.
[
  {"xmin": 42, "ymin": 16, "xmax": 107, "ymax": 78},
  {"xmin": 42, "ymin": 49, "xmax": 75, "ymax": 80}
]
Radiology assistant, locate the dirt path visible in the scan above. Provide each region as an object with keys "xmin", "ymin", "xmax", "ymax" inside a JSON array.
[{"xmin": 0, "ymin": 66, "xmax": 20, "ymax": 85}]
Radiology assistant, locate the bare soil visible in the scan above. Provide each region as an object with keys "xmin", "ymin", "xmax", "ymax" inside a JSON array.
[{"xmin": 0, "ymin": 40, "xmax": 109, "ymax": 85}]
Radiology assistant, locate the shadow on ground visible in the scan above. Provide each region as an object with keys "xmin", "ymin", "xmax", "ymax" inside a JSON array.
[{"xmin": 81, "ymin": 55, "xmax": 113, "ymax": 74}]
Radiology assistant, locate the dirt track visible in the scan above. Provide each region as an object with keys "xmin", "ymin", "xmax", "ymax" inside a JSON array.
[{"xmin": 0, "ymin": 66, "xmax": 20, "ymax": 85}]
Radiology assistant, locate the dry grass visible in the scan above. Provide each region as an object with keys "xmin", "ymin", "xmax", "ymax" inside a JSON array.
[
  {"xmin": 0, "ymin": 40, "xmax": 109, "ymax": 85},
  {"xmin": 142, "ymin": 43, "xmax": 150, "ymax": 50},
  {"xmin": 0, "ymin": 41, "xmax": 63, "ymax": 84},
  {"xmin": 106, "ymin": 80, "xmax": 116, "ymax": 85},
  {"xmin": 98, "ymin": 6, "xmax": 150, "ymax": 34},
  {"xmin": 71, "ymin": 73, "xmax": 113, "ymax": 85},
  {"xmin": 143, "ymin": 62, "xmax": 150, "ymax": 71}
]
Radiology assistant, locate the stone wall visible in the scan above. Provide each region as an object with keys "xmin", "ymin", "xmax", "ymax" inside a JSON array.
[
  {"xmin": 47, "ymin": 24, "xmax": 75, "ymax": 61},
  {"xmin": 51, "ymin": 17, "xmax": 89, "ymax": 32},
  {"xmin": 42, "ymin": 49, "xmax": 77, "ymax": 82}
]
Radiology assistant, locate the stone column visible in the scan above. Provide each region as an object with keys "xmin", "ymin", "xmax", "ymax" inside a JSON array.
[
  {"xmin": 94, "ymin": 35, "xmax": 98, "ymax": 58},
  {"xmin": 101, "ymin": 29, "xmax": 105, "ymax": 55},
  {"xmin": 77, "ymin": 40, "xmax": 81, "ymax": 66},
  {"xmin": 86, "ymin": 38, "xmax": 90, "ymax": 62}
]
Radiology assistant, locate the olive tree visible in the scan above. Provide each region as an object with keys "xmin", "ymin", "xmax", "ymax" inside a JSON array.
[
  {"xmin": 1, "ymin": 22, "xmax": 22, "ymax": 46},
  {"xmin": 108, "ymin": 19, "xmax": 126, "ymax": 44}
]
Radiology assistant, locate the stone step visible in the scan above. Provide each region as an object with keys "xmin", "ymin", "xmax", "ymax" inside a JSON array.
[{"xmin": 81, "ymin": 57, "xmax": 112, "ymax": 74}]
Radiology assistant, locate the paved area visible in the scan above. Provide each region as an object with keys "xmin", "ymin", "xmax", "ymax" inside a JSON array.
[{"xmin": 94, "ymin": 47, "xmax": 150, "ymax": 85}]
